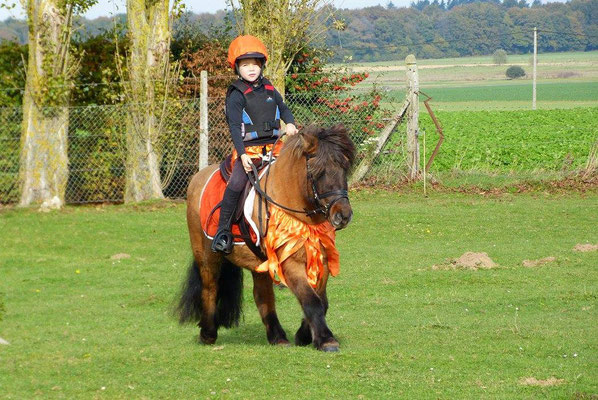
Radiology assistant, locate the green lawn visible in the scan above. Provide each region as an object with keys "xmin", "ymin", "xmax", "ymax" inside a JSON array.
[{"xmin": 1, "ymin": 192, "xmax": 597, "ymax": 398}]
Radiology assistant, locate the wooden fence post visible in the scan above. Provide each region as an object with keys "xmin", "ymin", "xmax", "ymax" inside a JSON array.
[
  {"xmin": 199, "ymin": 70, "xmax": 209, "ymax": 170},
  {"xmin": 406, "ymin": 54, "xmax": 419, "ymax": 180}
]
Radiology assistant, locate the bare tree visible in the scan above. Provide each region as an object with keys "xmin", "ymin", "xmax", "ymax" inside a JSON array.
[
  {"xmin": 228, "ymin": 0, "xmax": 331, "ymax": 96},
  {"xmin": 18, "ymin": 0, "xmax": 96, "ymax": 209}
]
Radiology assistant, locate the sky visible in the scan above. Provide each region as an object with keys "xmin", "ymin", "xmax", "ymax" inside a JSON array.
[{"xmin": 0, "ymin": 0, "xmax": 565, "ymax": 20}]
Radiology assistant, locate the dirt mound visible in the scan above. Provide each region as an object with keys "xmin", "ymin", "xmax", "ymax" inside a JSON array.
[
  {"xmin": 573, "ymin": 243, "xmax": 598, "ymax": 252},
  {"xmin": 433, "ymin": 252, "xmax": 497, "ymax": 271},
  {"xmin": 519, "ymin": 377, "xmax": 565, "ymax": 387},
  {"xmin": 522, "ymin": 256, "xmax": 556, "ymax": 267},
  {"xmin": 110, "ymin": 253, "xmax": 131, "ymax": 260}
]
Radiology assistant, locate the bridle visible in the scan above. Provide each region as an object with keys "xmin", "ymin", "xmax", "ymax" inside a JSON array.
[
  {"xmin": 247, "ymin": 138, "xmax": 349, "ymax": 221},
  {"xmin": 304, "ymin": 154, "xmax": 349, "ymax": 218}
]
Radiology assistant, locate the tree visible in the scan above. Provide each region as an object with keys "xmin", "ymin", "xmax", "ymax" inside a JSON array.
[
  {"xmin": 0, "ymin": 40, "xmax": 26, "ymax": 107},
  {"xmin": 229, "ymin": 0, "xmax": 331, "ymax": 97},
  {"xmin": 506, "ymin": 65, "xmax": 525, "ymax": 78},
  {"xmin": 19, "ymin": 0, "xmax": 96, "ymax": 209},
  {"xmin": 492, "ymin": 48, "xmax": 508, "ymax": 64},
  {"xmin": 122, "ymin": 0, "xmax": 178, "ymax": 202}
]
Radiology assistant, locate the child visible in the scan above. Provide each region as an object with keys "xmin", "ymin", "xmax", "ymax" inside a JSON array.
[{"xmin": 212, "ymin": 35, "xmax": 298, "ymax": 254}]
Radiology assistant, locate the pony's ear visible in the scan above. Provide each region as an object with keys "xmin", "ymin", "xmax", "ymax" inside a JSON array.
[
  {"xmin": 299, "ymin": 130, "xmax": 319, "ymax": 155},
  {"xmin": 330, "ymin": 123, "xmax": 347, "ymax": 136}
]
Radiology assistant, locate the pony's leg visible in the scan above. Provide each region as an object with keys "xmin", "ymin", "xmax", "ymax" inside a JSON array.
[
  {"xmin": 295, "ymin": 274, "xmax": 331, "ymax": 347},
  {"xmin": 197, "ymin": 253, "xmax": 221, "ymax": 344},
  {"xmin": 284, "ymin": 264, "xmax": 338, "ymax": 352},
  {"xmin": 251, "ymin": 271, "xmax": 289, "ymax": 345}
]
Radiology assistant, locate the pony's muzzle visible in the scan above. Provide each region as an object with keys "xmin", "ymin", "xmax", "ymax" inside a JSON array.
[{"xmin": 330, "ymin": 200, "xmax": 353, "ymax": 230}]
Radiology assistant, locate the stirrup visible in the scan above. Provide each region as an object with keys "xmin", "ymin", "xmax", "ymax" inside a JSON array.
[{"xmin": 211, "ymin": 230, "xmax": 234, "ymax": 254}]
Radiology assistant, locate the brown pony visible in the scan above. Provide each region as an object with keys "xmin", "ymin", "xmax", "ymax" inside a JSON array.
[{"xmin": 176, "ymin": 124, "xmax": 356, "ymax": 351}]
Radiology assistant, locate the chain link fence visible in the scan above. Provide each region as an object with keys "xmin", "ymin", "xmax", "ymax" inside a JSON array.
[
  {"xmin": 2, "ymin": 62, "xmax": 596, "ymax": 205},
  {"xmin": 0, "ymin": 79, "xmax": 409, "ymax": 204}
]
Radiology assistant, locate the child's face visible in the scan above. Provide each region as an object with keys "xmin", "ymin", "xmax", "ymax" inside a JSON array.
[{"xmin": 237, "ymin": 58, "xmax": 262, "ymax": 82}]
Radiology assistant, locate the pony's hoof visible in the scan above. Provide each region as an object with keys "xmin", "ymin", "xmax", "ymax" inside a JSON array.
[
  {"xmin": 320, "ymin": 342, "xmax": 340, "ymax": 352},
  {"xmin": 199, "ymin": 333, "xmax": 217, "ymax": 345}
]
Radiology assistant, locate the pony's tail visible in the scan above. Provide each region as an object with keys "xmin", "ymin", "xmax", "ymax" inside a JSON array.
[
  {"xmin": 176, "ymin": 259, "xmax": 203, "ymax": 324},
  {"xmin": 175, "ymin": 258, "xmax": 243, "ymax": 329},
  {"xmin": 216, "ymin": 258, "xmax": 244, "ymax": 328}
]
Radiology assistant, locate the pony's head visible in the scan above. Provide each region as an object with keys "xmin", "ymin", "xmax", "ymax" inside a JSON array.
[{"xmin": 287, "ymin": 124, "xmax": 356, "ymax": 230}]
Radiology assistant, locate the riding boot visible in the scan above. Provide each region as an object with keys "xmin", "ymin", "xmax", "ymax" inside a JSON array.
[{"xmin": 211, "ymin": 187, "xmax": 242, "ymax": 254}]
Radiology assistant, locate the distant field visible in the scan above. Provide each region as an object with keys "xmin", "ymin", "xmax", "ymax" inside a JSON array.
[
  {"xmin": 378, "ymin": 81, "xmax": 598, "ymax": 111},
  {"xmin": 342, "ymin": 51, "xmax": 598, "ymax": 68},
  {"xmin": 342, "ymin": 51, "xmax": 598, "ymax": 111}
]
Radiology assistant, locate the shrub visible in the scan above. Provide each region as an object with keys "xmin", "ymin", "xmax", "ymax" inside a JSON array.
[
  {"xmin": 506, "ymin": 65, "xmax": 525, "ymax": 79},
  {"xmin": 492, "ymin": 49, "xmax": 507, "ymax": 65},
  {"xmin": 285, "ymin": 47, "xmax": 391, "ymax": 148}
]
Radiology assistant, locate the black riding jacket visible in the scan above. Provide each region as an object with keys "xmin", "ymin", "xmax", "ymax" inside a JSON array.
[{"xmin": 226, "ymin": 78, "xmax": 295, "ymax": 157}]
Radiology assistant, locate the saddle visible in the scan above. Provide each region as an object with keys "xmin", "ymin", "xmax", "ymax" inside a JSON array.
[{"xmin": 200, "ymin": 155, "xmax": 272, "ymax": 260}]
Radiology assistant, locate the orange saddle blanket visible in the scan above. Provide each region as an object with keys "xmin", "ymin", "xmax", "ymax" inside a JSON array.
[{"xmin": 199, "ymin": 169, "xmax": 257, "ymax": 244}]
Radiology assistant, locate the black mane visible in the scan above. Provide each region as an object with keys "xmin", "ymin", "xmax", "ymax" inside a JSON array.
[{"xmin": 287, "ymin": 124, "xmax": 356, "ymax": 177}]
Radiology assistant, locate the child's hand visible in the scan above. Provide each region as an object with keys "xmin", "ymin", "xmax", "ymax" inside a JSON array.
[
  {"xmin": 286, "ymin": 123, "xmax": 298, "ymax": 136},
  {"xmin": 241, "ymin": 154, "xmax": 253, "ymax": 172}
]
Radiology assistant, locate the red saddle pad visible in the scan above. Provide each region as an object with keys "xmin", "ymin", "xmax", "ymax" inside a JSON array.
[{"xmin": 200, "ymin": 170, "xmax": 247, "ymax": 243}]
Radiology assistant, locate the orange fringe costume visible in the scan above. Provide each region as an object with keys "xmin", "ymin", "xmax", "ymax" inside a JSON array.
[
  {"xmin": 231, "ymin": 141, "xmax": 283, "ymax": 169},
  {"xmin": 256, "ymin": 206, "xmax": 340, "ymax": 288}
]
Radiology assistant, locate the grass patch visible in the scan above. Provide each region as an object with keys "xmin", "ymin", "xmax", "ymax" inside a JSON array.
[
  {"xmin": 415, "ymin": 108, "xmax": 598, "ymax": 172},
  {"xmin": 381, "ymin": 81, "xmax": 598, "ymax": 110},
  {"xmin": 420, "ymin": 81, "xmax": 598, "ymax": 103},
  {"xmin": 1, "ymin": 193, "xmax": 597, "ymax": 398}
]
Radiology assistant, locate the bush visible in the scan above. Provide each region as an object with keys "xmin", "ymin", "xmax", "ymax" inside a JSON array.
[
  {"xmin": 285, "ymin": 47, "xmax": 391, "ymax": 148},
  {"xmin": 506, "ymin": 65, "xmax": 525, "ymax": 79},
  {"xmin": 492, "ymin": 49, "xmax": 507, "ymax": 65}
]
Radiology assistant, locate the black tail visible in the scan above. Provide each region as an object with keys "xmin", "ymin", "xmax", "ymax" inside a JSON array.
[
  {"xmin": 176, "ymin": 259, "xmax": 203, "ymax": 324},
  {"xmin": 175, "ymin": 258, "xmax": 243, "ymax": 329},
  {"xmin": 215, "ymin": 258, "xmax": 244, "ymax": 328}
]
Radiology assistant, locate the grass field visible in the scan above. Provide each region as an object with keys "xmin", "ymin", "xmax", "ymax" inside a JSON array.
[
  {"xmin": 381, "ymin": 81, "xmax": 598, "ymax": 111},
  {"xmin": 1, "ymin": 192, "xmax": 597, "ymax": 398}
]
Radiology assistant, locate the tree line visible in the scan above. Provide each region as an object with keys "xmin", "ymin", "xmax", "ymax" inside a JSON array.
[
  {"xmin": 325, "ymin": 0, "xmax": 597, "ymax": 61},
  {"xmin": 2, "ymin": 0, "xmax": 596, "ymax": 64}
]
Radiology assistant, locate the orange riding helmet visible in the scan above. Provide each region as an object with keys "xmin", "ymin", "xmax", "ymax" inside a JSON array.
[{"xmin": 227, "ymin": 35, "xmax": 268, "ymax": 70}]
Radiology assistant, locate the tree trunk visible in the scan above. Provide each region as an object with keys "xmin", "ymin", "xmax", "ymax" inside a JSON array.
[
  {"xmin": 19, "ymin": 0, "xmax": 71, "ymax": 208},
  {"xmin": 124, "ymin": 0, "xmax": 170, "ymax": 203}
]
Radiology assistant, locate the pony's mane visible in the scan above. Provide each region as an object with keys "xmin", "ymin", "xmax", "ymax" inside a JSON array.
[{"xmin": 286, "ymin": 124, "xmax": 356, "ymax": 176}]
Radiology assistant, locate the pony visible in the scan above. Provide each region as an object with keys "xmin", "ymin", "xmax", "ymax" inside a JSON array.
[{"xmin": 176, "ymin": 124, "xmax": 356, "ymax": 352}]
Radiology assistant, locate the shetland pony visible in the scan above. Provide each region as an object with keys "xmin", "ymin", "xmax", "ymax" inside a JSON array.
[{"xmin": 177, "ymin": 124, "xmax": 355, "ymax": 351}]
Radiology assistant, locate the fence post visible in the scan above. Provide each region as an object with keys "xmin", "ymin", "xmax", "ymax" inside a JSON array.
[
  {"xmin": 406, "ymin": 54, "xmax": 419, "ymax": 180},
  {"xmin": 532, "ymin": 27, "xmax": 537, "ymax": 110},
  {"xmin": 199, "ymin": 70, "xmax": 209, "ymax": 170}
]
